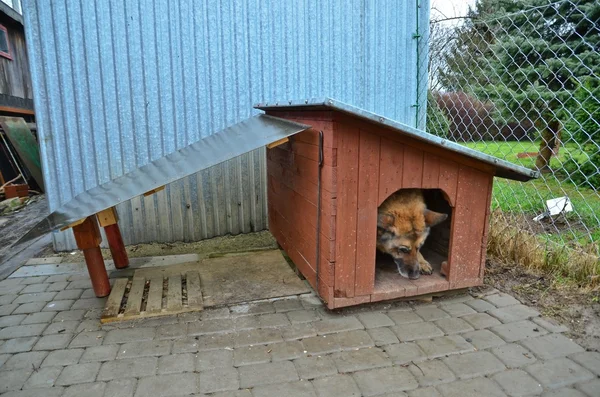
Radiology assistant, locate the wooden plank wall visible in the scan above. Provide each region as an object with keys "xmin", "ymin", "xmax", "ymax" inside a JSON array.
[
  {"xmin": 266, "ymin": 111, "xmax": 337, "ymax": 303},
  {"xmin": 0, "ymin": 19, "xmax": 33, "ymax": 104}
]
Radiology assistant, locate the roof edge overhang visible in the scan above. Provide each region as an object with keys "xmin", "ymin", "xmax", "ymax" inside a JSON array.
[{"xmin": 254, "ymin": 97, "xmax": 540, "ymax": 182}]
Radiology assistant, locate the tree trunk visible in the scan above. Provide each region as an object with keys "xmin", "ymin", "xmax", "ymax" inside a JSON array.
[{"xmin": 535, "ymin": 118, "xmax": 561, "ymax": 173}]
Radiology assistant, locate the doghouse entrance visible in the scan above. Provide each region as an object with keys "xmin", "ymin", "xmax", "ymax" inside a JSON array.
[{"xmin": 373, "ymin": 189, "xmax": 453, "ymax": 299}]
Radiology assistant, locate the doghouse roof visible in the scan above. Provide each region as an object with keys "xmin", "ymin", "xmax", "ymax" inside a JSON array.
[{"xmin": 255, "ymin": 97, "xmax": 539, "ymax": 183}]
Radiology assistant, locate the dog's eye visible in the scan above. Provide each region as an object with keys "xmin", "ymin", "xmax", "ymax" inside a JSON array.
[{"xmin": 398, "ymin": 247, "xmax": 410, "ymax": 254}]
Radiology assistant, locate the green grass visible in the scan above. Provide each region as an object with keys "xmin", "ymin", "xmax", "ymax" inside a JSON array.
[{"xmin": 464, "ymin": 140, "xmax": 600, "ymax": 246}]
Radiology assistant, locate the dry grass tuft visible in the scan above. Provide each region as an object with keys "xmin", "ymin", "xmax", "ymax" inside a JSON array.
[{"xmin": 487, "ymin": 209, "xmax": 600, "ymax": 289}]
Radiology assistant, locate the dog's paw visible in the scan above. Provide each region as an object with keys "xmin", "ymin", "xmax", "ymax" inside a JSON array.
[{"xmin": 420, "ymin": 261, "xmax": 433, "ymax": 275}]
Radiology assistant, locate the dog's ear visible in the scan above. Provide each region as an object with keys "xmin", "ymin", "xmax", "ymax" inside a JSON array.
[
  {"xmin": 424, "ymin": 209, "xmax": 448, "ymax": 227},
  {"xmin": 377, "ymin": 212, "xmax": 395, "ymax": 230}
]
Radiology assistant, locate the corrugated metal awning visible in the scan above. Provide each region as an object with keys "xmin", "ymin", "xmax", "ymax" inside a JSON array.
[
  {"xmin": 255, "ymin": 97, "xmax": 539, "ymax": 182},
  {"xmin": 17, "ymin": 114, "xmax": 310, "ymax": 245}
]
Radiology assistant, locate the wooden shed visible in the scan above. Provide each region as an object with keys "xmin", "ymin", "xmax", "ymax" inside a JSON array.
[{"xmin": 257, "ymin": 98, "xmax": 537, "ymax": 309}]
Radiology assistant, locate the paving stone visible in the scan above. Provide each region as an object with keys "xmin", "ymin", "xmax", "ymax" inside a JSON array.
[
  {"xmin": 408, "ymin": 386, "xmax": 442, "ymax": 397},
  {"xmin": 0, "ymin": 369, "xmax": 33, "ymax": 393},
  {"xmin": 0, "ymin": 337, "xmax": 38, "ymax": 353},
  {"xmin": 368, "ymin": 327, "xmax": 400, "ymax": 346},
  {"xmin": 196, "ymin": 349, "xmax": 233, "ymax": 370},
  {"xmin": 76, "ymin": 320, "xmax": 102, "ymax": 333},
  {"xmin": 440, "ymin": 303, "xmax": 477, "ymax": 317},
  {"xmin": 273, "ymin": 297, "xmax": 304, "ymax": 312},
  {"xmin": 45, "ymin": 274, "xmax": 70, "ymax": 283},
  {"xmin": 55, "ymin": 362, "xmax": 101, "ymax": 385},
  {"xmin": 230, "ymin": 301, "xmax": 275, "ymax": 316},
  {"xmin": 493, "ymin": 369, "xmax": 543, "ymax": 396},
  {"xmin": 97, "ymin": 357, "xmax": 158, "ymax": 380},
  {"xmin": 233, "ymin": 315, "xmax": 261, "ymax": 330},
  {"xmin": 462, "ymin": 329, "xmax": 506, "ymax": 350},
  {"xmin": 461, "ymin": 313, "xmax": 502, "ymax": 330},
  {"xmin": 520, "ymin": 333, "xmax": 584, "ymax": 360},
  {"xmin": 569, "ymin": 351, "xmax": 600, "ymax": 376},
  {"xmin": 135, "ymin": 373, "xmax": 198, "ymax": 396},
  {"xmin": 188, "ymin": 318, "xmax": 235, "ymax": 335},
  {"xmin": 491, "ymin": 320, "xmax": 548, "ymax": 342},
  {"xmin": 0, "ymin": 294, "xmax": 16, "ymax": 305},
  {"xmin": 172, "ymin": 337, "xmax": 201, "ymax": 353},
  {"xmin": 532, "ymin": 317, "xmax": 569, "ymax": 333},
  {"xmin": 393, "ymin": 322, "xmax": 445, "ymax": 342},
  {"xmin": 258, "ymin": 313, "xmax": 290, "ymax": 328},
  {"xmin": 0, "ymin": 353, "xmax": 8, "ymax": 367},
  {"xmin": 443, "ymin": 351, "xmax": 505, "ymax": 379},
  {"xmin": 287, "ymin": 309, "xmax": 321, "ymax": 324},
  {"xmin": 0, "ymin": 323, "xmax": 47, "ymax": 339},
  {"xmin": 43, "ymin": 300, "xmax": 75, "ymax": 312},
  {"xmin": 385, "ymin": 342, "xmax": 426, "ymax": 364},
  {"xmin": 69, "ymin": 331, "xmax": 105, "ymax": 347},
  {"xmin": 488, "ymin": 305, "xmax": 541, "ymax": 323},
  {"xmin": 105, "ymin": 378, "xmax": 137, "ymax": 397},
  {"xmin": 252, "ymin": 380, "xmax": 317, "ymax": 397},
  {"xmin": 67, "ymin": 279, "xmax": 94, "ymax": 290},
  {"xmin": 194, "ymin": 307, "xmax": 229, "ymax": 321},
  {"xmin": 416, "ymin": 335, "xmax": 475, "ymax": 359},
  {"xmin": 234, "ymin": 328, "xmax": 281, "ymax": 347},
  {"xmin": 302, "ymin": 335, "xmax": 341, "ymax": 355},
  {"xmin": 270, "ymin": 340, "xmax": 305, "ymax": 361},
  {"xmin": 157, "ymin": 353, "xmax": 195, "ymax": 374},
  {"xmin": 282, "ymin": 323, "xmax": 317, "ymax": 341},
  {"xmin": 20, "ymin": 276, "xmax": 49, "ymax": 285},
  {"xmin": 117, "ymin": 340, "xmax": 171, "ymax": 359},
  {"xmin": 294, "ymin": 356, "xmax": 338, "ymax": 380},
  {"xmin": 80, "ymin": 345, "xmax": 119, "ymax": 362},
  {"xmin": 2, "ymin": 351, "xmax": 48, "ymax": 370},
  {"xmin": 2, "ymin": 388, "xmax": 67, "ymax": 397},
  {"xmin": 542, "ymin": 388, "xmax": 587, "ymax": 397},
  {"xmin": 13, "ymin": 292, "xmax": 57, "ymax": 304},
  {"xmin": 233, "ymin": 345, "xmax": 271, "ymax": 366},
  {"xmin": 103, "ymin": 327, "xmax": 155, "ymax": 344},
  {"xmin": 312, "ymin": 374, "xmax": 361, "ymax": 397},
  {"xmin": 46, "ymin": 281, "xmax": 70, "ymax": 292},
  {"xmin": 238, "ymin": 361, "xmax": 298, "ymax": 388},
  {"xmin": 0, "ymin": 303, "xmax": 18, "ymax": 316},
  {"xmin": 199, "ymin": 367, "xmax": 240, "ymax": 393},
  {"xmin": 484, "ymin": 293, "xmax": 520, "ymax": 308},
  {"xmin": 71, "ymin": 298, "xmax": 106, "ymax": 310},
  {"xmin": 21, "ymin": 312, "xmax": 56, "ymax": 325},
  {"xmin": 464, "ymin": 298, "xmax": 496, "ymax": 312},
  {"xmin": 63, "ymin": 382, "xmax": 106, "ymax": 397},
  {"xmin": 12, "ymin": 302, "xmax": 47, "ymax": 314},
  {"xmin": 334, "ymin": 329, "xmax": 375, "ymax": 350},
  {"xmin": 357, "ymin": 312, "xmax": 395, "ymax": 328},
  {"xmin": 80, "ymin": 289, "xmax": 98, "ymax": 299},
  {"xmin": 437, "ymin": 377, "xmax": 507, "ymax": 397},
  {"xmin": 526, "ymin": 358, "xmax": 594, "ymax": 389},
  {"xmin": 415, "ymin": 307, "xmax": 450, "ymax": 322},
  {"xmin": 23, "ymin": 366, "xmax": 62, "ymax": 389},
  {"xmin": 408, "ymin": 359, "xmax": 455, "ymax": 387},
  {"xmin": 353, "ymin": 366, "xmax": 418, "ymax": 395},
  {"xmin": 21, "ymin": 283, "xmax": 49, "ymax": 293},
  {"xmin": 434, "ymin": 317, "xmax": 474, "ymax": 335},
  {"xmin": 0, "ymin": 314, "xmax": 25, "ymax": 327},
  {"xmin": 33, "ymin": 333, "xmax": 73, "ymax": 350},
  {"xmin": 41, "ymin": 348, "xmax": 84, "ymax": 366},
  {"xmin": 388, "ymin": 310, "xmax": 425, "ymax": 325},
  {"xmin": 491, "ymin": 343, "xmax": 537, "ymax": 369},
  {"xmin": 332, "ymin": 347, "xmax": 392, "ymax": 373},
  {"xmin": 44, "ymin": 320, "xmax": 80, "ymax": 335},
  {"xmin": 155, "ymin": 323, "xmax": 187, "ymax": 340},
  {"xmin": 53, "ymin": 309, "xmax": 86, "ymax": 322},
  {"xmin": 314, "ymin": 316, "xmax": 364, "ymax": 335},
  {"xmin": 209, "ymin": 391, "xmax": 252, "ymax": 397},
  {"xmin": 576, "ymin": 379, "xmax": 600, "ymax": 397},
  {"xmin": 53, "ymin": 289, "xmax": 84, "ymax": 300}
]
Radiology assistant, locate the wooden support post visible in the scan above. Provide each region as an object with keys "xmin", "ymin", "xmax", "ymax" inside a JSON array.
[
  {"xmin": 97, "ymin": 207, "xmax": 129, "ymax": 269},
  {"xmin": 72, "ymin": 216, "xmax": 111, "ymax": 297}
]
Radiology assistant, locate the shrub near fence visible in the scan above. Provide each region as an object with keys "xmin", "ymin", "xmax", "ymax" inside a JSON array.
[{"xmin": 425, "ymin": 0, "xmax": 600, "ymax": 287}]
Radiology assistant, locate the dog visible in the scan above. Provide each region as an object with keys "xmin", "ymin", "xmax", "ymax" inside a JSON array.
[{"xmin": 376, "ymin": 189, "xmax": 448, "ymax": 280}]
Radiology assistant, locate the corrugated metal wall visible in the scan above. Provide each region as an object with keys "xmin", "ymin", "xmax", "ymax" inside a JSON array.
[{"xmin": 23, "ymin": 0, "xmax": 430, "ymax": 251}]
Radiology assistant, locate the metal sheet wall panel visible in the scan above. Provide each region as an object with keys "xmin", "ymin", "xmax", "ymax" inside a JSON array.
[{"xmin": 23, "ymin": 0, "xmax": 430, "ymax": 251}]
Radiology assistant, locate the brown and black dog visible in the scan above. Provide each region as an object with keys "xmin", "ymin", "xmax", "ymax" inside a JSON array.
[{"xmin": 376, "ymin": 189, "xmax": 448, "ymax": 280}]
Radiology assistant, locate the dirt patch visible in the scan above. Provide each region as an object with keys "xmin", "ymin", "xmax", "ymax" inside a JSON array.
[
  {"xmin": 45, "ymin": 230, "xmax": 279, "ymax": 263},
  {"xmin": 484, "ymin": 258, "xmax": 600, "ymax": 351}
]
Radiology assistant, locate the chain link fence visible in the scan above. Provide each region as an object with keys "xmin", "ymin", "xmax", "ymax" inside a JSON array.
[{"xmin": 423, "ymin": 0, "xmax": 599, "ymax": 285}]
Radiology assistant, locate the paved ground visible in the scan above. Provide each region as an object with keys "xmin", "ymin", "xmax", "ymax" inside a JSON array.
[{"xmin": 0, "ymin": 273, "xmax": 599, "ymax": 397}]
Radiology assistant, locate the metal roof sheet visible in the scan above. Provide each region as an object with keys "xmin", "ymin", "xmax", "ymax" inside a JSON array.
[{"xmin": 255, "ymin": 97, "xmax": 539, "ymax": 182}]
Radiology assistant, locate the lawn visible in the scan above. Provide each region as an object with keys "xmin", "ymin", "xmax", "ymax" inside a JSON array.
[{"xmin": 464, "ymin": 140, "xmax": 600, "ymax": 246}]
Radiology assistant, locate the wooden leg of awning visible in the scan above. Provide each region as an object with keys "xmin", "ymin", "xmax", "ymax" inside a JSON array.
[{"xmin": 72, "ymin": 216, "xmax": 110, "ymax": 297}]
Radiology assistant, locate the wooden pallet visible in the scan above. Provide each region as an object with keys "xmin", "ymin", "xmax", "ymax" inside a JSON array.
[{"xmin": 101, "ymin": 271, "xmax": 203, "ymax": 323}]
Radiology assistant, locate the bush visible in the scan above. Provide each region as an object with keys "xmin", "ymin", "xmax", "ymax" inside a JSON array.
[{"xmin": 426, "ymin": 91, "xmax": 450, "ymax": 138}]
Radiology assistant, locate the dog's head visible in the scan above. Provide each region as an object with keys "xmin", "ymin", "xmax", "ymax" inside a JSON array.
[{"xmin": 377, "ymin": 208, "xmax": 447, "ymax": 279}]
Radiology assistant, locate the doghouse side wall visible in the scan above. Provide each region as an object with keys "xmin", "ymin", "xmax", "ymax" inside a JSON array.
[
  {"xmin": 333, "ymin": 114, "xmax": 494, "ymax": 299},
  {"xmin": 266, "ymin": 111, "xmax": 338, "ymax": 303}
]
